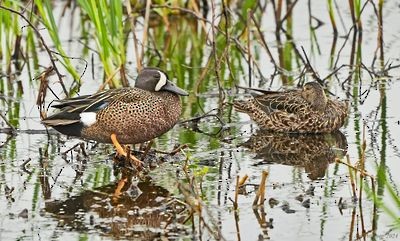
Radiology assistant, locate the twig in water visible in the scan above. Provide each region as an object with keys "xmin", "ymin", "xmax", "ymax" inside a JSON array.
[
  {"xmin": 140, "ymin": 140, "xmax": 154, "ymax": 161},
  {"xmin": 178, "ymin": 182, "xmax": 227, "ymax": 241},
  {"xmin": 336, "ymin": 157, "xmax": 374, "ymax": 179},
  {"xmin": 301, "ymin": 46, "xmax": 321, "ymax": 83},
  {"xmin": 345, "ymin": 155, "xmax": 357, "ymax": 200},
  {"xmin": 155, "ymin": 144, "xmax": 189, "ymax": 155},
  {"xmin": 250, "ymin": 12, "xmax": 277, "ymax": 66},
  {"xmin": 98, "ymin": 66, "xmax": 121, "ymax": 91},
  {"xmin": 210, "ymin": 0, "xmax": 225, "ymax": 105},
  {"xmin": 253, "ymin": 170, "xmax": 269, "ymax": 206},
  {"xmin": 332, "ymin": 1, "xmax": 369, "ymax": 69},
  {"xmin": 180, "ymin": 106, "xmax": 226, "ymax": 126},
  {"xmin": 233, "ymin": 174, "xmax": 249, "ymax": 209},
  {"xmin": 49, "ymin": 50, "xmax": 88, "ymax": 92},
  {"xmin": 36, "ymin": 66, "xmax": 58, "ymax": 119},
  {"xmin": 0, "ymin": 134, "xmax": 14, "ymax": 148},
  {"xmin": 0, "ymin": 112, "xmax": 16, "ymax": 134},
  {"xmin": 20, "ymin": 158, "xmax": 32, "ymax": 174}
]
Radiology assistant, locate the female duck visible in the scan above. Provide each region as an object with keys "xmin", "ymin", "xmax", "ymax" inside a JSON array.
[{"xmin": 234, "ymin": 82, "xmax": 348, "ymax": 133}]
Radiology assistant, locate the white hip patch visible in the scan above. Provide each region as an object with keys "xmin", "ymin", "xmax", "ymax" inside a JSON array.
[{"xmin": 80, "ymin": 112, "xmax": 97, "ymax": 126}]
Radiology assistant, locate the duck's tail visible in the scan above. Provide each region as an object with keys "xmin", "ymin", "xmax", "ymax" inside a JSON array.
[{"xmin": 42, "ymin": 111, "xmax": 84, "ymax": 137}]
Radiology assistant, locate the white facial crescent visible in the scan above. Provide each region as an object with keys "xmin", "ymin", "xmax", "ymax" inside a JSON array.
[{"xmin": 154, "ymin": 71, "xmax": 167, "ymax": 91}]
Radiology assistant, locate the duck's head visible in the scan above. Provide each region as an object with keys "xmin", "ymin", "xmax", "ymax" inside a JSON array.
[
  {"xmin": 135, "ymin": 67, "xmax": 188, "ymax": 96},
  {"xmin": 301, "ymin": 81, "xmax": 327, "ymax": 112}
]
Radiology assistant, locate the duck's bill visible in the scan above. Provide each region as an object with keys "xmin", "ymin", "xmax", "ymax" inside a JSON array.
[{"xmin": 162, "ymin": 81, "xmax": 189, "ymax": 96}]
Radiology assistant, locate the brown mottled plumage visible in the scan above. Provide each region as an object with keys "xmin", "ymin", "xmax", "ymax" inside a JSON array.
[
  {"xmin": 234, "ymin": 82, "xmax": 348, "ymax": 133},
  {"xmin": 42, "ymin": 67, "xmax": 188, "ymax": 144}
]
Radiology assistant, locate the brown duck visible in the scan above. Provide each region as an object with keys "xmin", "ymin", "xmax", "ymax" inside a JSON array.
[
  {"xmin": 234, "ymin": 82, "xmax": 348, "ymax": 133},
  {"xmin": 42, "ymin": 67, "xmax": 188, "ymax": 162}
]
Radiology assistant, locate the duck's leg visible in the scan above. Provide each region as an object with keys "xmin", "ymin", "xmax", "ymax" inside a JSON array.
[{"xmin": 110, "ymin": 133, "xmax": 143, "ymax": 167}]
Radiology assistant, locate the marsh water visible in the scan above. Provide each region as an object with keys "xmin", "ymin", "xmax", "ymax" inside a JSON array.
[{"xmin": 1, "ymin": 1, "xmax": 400, "ymax": 241}]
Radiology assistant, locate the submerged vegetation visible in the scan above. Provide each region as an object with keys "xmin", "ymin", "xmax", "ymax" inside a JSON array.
[{"xmin": 0, "ymin": 0, "xmax": 399, "ymax": 240}]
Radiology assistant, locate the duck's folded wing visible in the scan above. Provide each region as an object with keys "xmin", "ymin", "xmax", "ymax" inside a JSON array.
[
  {"xmin": 50, "ymin": 94, "xmax": 96, "ymax": 109},
  {"xmin": 253, "ymin": 91, "xmax": 308, "ymax": 114},
  {"xmin": 53, "ymin": 88, "xmax": 137, "ymax": 112},
  {"xmin": 42, "ymin": 89, "xmax": 123, "ymax": 126}
]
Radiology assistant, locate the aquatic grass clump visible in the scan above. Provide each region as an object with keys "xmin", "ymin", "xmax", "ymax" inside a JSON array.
[
  {"xmin": 34, "ymin": 0, "xmax": 81, "ymax": 82},
  {"xmin": 76, "ymin": 0, "xmax": 127, "ymax": 88},
  {"xmin": 365, "ymin": 171, "xmax": 400, "ymax": 230},
  {"xmin": 0, "ymin": 0, "xmax": 22, "ymax": 72}
]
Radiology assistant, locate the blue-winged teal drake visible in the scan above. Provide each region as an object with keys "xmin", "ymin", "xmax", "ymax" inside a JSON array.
[
  {"xmin": 234, "ymin": 82, "xmax": 348, "ymax": 133},
  {"xmin": 42, "ymin": 67, "xmax": 188, "ymax": 160}
]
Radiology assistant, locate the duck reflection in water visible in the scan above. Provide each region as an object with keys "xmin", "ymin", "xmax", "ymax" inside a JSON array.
[
  {"xmin": 241, "ymin": 130, "xmax": 348, "ymax": 180},
  {"xmin": 44, "ymin": 169, "xmax": 189, "ymax": 240}
]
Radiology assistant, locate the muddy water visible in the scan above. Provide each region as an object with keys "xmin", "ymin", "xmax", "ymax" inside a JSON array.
[{"xmin": 1, "ymin": 1, "xmax": 400, "ymax": 241}]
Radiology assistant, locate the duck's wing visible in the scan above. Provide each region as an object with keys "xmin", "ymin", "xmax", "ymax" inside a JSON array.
[
  {"xmin": 236, "ymin": 85, "xmax": 282, "ymax": 95},
  {"xmin": 42, "ymin": 88, "xmax": 131, "ymax": 126},
  {"xmin": 51, "ymin": 89, "xmax": 130, "ymax": 112},
  {"xmin": 50, "ymin": 93, "xmax": 102, "ymax": 109},
  {"xmin": 253, "ymin": 90, "xmax": 309, "ymax": 114}
]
